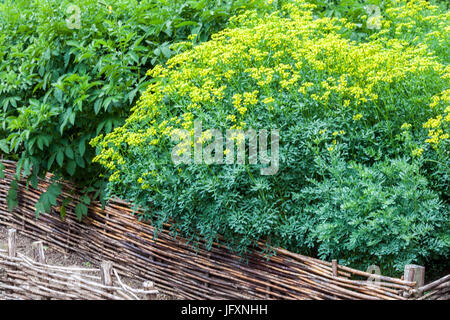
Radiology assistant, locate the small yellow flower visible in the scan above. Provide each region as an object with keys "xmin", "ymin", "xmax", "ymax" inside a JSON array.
[
  {"xmin": 262, "ymin": 97, "xmax": 275, "ymax": 104},
  {"xmin": 243, "ymin": 90, "xmax": 259, "ymax": 106},
  {"xmin": 108, "ymin": 6, "xmax": 112, "ymax": 14},
  {"xmin": 412, "ymin": 148, "xmax": 424, "ymax": 157},
  {"xmin": 226, "ymin": 114, "xmax": 237, "ymax": 122},
  {"xmin": 353, "ymin": 113, "xmax": 363, "ymax": 121},
  {"xmin": 401, "ymin": 123, "xmax": 412, "ymax": 130}
]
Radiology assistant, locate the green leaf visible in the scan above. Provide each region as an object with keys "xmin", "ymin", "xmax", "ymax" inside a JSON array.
[
  {"xmin": 105, "ymin": 119, "xmax": 112, "ymax": 133},
  {"xmin": 56, "ymin": 150, "xmax": 64, "ymax": 167},
  {"xmin": 15, "ymin": 158, "xmax": 23, "ymax": 180},
  {"xmin": 60, "ymin": 205, "xmax": 66, "ymax": 221},
  {"xmin": 79, "ymin": 139, "xmax": 86, "ymax": 157},
  {"xmin": 46, "ymin": 183, "xmax": 62, "ymax": 206},
  {"xmin": 47, "ymin": 152, "xmax": 57, "ymax": 170},
  {"xmin": 80, "ymin": 194, "xmax": 91, "ymax": 206},
  {"xmin": 69, "ymin": 111, "xmax": 76, "ymax": 125},
  {"xmin": 35, "ymin": 201, "xmax": 46, "ymax": 219},
  {"xmin": 7, "ymin": 179, "xmax": 19, "ymax": 211},
  {"xmin": 29, "ymin": 174, "xmax": 38, "ymax": 189},
  {"xmin": 65, "ymin": 146, "xmax": 74, "ymax": 159},
  {"xmin": 0, "ymin": 163, "xmax": 4, "ymax": 179},
  {"xmin": 22, "ymin": 158, "xmax": 32, "ymax": 177},
  {"xmin": 75, "ymin": 203, "xmax": 88, "ymax": 221},
  {"xmin": 75, "ymin": 154, "xmax": 85, "ymax": 168},
  {"xmin": 35, "ymin": 183, "xmax": 62, "ymax": 218},
  {"xmin": 66, "ymin": 160, "xmax": 76, "ymax": 176},
  {"xmin": 161, "ymin": 46, "xmax": 172, "ymax": 58},
  {"xmin": 94, "ymin": 99, "xmax": 103, "ymax": 114},
  {"xmin": 128, "ymin": 51, "xmax": 139, "ymax": 64},
  {"xmin": 60, "ymin": 197, "xmax": 72, "ymax": 221},
  {"xmin": 37, "ymin": 136, "xmax": 44, "ymax": 151},
  {"xmin": 0, "ymin": 139, "xmax": 9, "ymax": 153}
]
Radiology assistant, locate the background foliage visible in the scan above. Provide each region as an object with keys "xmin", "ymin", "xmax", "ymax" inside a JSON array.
[{"xmin": 0, "ymin": 0, "xmax": 274, "ymax": 218}]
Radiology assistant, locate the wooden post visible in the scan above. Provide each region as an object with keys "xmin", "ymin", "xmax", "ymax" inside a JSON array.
[
  {"xmin": 332, "ymin": 259, "xmax": 338, "ymax": 277},
  {"xmin": 404, "ymin": 264, "xmax": 425, "ymax": 288},
  {"xmin": 404, "ymin": 264, "xmax": 425, "ymax": 298},
  {"xmin": 32, "ymin": 240, "xmax": 49, "ymax": 299},
  {"xmin": 7, "ymin": 229, "xmax": 16, "ymax": 258},
  {"xmin": 143, "ymin": 281, "xmax": 157, "ymax": 300},
  {"xmin": 265, "ymin": 284, "xmax": 271, "ymax": 299},
  {"xmin": 101, "ymin": 261, "xmax": 113, "ymax": 295},
  {"xmin": 32, "ymin": 241, "xmax": 46, "ymax": 264},
  {"xmin": 5, "ymin": 229, "xmax": 17, "ymax": 297}
]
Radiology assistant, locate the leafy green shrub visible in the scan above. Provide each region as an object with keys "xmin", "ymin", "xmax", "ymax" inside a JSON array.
[
  {"xmin": 0, "ymin": 0, "xmax": 274, "ymax": 217},
  {"xmin": 92, "ymin": 0, "xmax": 449, "ymax": 275},
  {"xmin": 283, "ymin": 151, "xmax": 449, "ymax": 272}
]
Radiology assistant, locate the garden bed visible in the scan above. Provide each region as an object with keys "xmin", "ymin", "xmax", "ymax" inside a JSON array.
[
  {"xmin": 1, "ymin": 0, "xmax": 448, "ymax": 301},
  {"xmin": 2, "ymin": 160, "xmax": 448, "ymax": 300}
]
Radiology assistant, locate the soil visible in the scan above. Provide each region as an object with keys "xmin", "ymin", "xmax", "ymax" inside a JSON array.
[{"xmin": 0, "ymin": 226, "xmax": 178, "ymax": 300}]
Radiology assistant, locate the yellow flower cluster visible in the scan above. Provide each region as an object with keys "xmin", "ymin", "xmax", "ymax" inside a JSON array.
[
  {"xmin": 333, "ymin": 130, "xmax": 345, "ymax": 136},
  {"xmin": 232, "ymin": 94, "xmax": 246, "ymax": 115},
  {"xmin": 243, "ymin": 90, "xmax": 259, "ymax": 106},
  {"xmin": 422, "ymin": 89, "xmax": 450, "ymax": 147},
  {"xmin": 262, "ymin": 97, "xmax": 275, "ymax": 104},
  {"xmin": 412, "ymin": 148, "xmax": 424, "ymax": 158},
  {"xmin": 401, "ymin": 123, "xmax": 412, "ymax": 130},
  {"xmin": 423, "ymin": 114, "xmax": 449, "ymax": 147}
]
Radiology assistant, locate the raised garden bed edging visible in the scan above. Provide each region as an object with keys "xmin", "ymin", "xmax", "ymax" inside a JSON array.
[{"xmin": 1, "ymin": 160, "xmax": 448, "ymax": 300}]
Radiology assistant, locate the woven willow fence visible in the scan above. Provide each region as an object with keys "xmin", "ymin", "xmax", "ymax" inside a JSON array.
[
  {"xmin": 0, "ymin": 160, "xmax": 448, "ymax": 300},
  {"xmin": 0, "ymin": 229, "xmax": 158, "ymax": 300}
]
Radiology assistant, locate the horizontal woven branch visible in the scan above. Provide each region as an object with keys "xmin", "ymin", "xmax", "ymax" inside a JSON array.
[{"xmin": 1, "ymin": 160, "xmax": 447, "ymax": 300}]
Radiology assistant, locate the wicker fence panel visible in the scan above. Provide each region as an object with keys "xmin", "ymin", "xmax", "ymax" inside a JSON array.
[
  {"xmin": 1, "ymin": 160, "xmax": 448, "ymax": 300},
  {"xmin": 0, "ymin": 246, "xmax": 158, "ymax": 300}
]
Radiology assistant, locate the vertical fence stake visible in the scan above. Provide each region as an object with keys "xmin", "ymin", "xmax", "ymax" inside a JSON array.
[
  {"xmin": 32, "ymin": 240, "xmax": 49, "ymax": 299},
  {"xmin": 143, "ymin": 281, "xmax": 157, "ymax": 300},
  {"xmin": 8, "ymin": 229, "xmax": 16, "ymax": 258},
  {"xmin": 32, "ymin": 241, "xmax": 46, "ymax": 264},
  {"xmin": 404, "ymin": 264, "xmax": 425, "ymax": 298},
  {"xmin": 5, "ymin": 229, "xmax": 17, "ymax": 297},
  {"xmin": 404, "ymin": 264, "xmax": 425, "ymax": 287},
  {"xmin": 332, "ymin": 259, "xmax": 338, "ymax": 277},
  {"xmin": 101, "ymin": 261, "xmax": 113, "ymax": 296}
]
